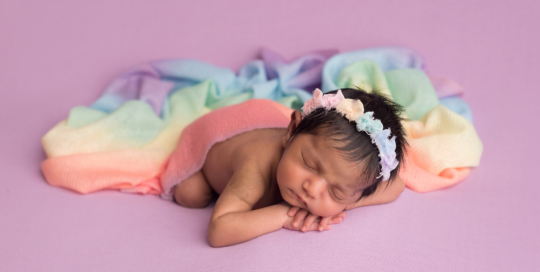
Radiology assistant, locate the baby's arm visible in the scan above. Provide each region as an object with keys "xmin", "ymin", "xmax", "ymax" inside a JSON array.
[
  {"xmin": 207, "ymin": 161, "xmax": 290, "ymax": 247},
  {"xmin": 346, "ymin": 175, "xmax": 406, "ymax": 210}
]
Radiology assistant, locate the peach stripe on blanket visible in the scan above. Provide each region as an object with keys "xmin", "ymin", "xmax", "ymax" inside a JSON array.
[{"xmin": 42, "ymin": 149, "xmax": 167, "ymax": 194}]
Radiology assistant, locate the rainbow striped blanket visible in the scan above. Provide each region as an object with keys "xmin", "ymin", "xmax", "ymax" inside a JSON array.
[{"xmin": 41, "ymin": 47, "xmax": 483, "ymax": 197}]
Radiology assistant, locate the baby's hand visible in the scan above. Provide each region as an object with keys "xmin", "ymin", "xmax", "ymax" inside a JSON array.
[{"xmin": 283, "ymin": 206, "xmax": 346, "ymax": 232}]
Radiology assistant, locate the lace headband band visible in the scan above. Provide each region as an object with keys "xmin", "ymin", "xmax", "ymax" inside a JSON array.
[{"xmin": 301, "ymin": 89, "xmax": 398, "ymax": 181}]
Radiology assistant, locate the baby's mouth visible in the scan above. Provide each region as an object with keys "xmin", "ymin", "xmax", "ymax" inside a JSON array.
[{"xmin": 290, "ymin": 189, "xmax": 308, "ymax": 209}]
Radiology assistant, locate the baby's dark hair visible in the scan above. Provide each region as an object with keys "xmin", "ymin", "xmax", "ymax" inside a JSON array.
[{"xmin": 290, "ymin": 88, "xmax": 407, "ymax": 201}]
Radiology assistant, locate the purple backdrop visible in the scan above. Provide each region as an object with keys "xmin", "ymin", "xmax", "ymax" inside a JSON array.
[{"xmin": 1, "ymin": 0, "xmax": 539, "ymax": 270}]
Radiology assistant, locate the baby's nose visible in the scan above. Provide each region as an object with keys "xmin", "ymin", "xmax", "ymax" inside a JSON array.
[{"xmin": 303, "ymin": 178, "xmax": 325, "ymax": 199}]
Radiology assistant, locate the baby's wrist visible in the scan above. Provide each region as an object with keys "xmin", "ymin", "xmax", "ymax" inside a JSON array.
[{"xmin": 274, "ymin": 203, "xmax": 293, "ymax": 227}]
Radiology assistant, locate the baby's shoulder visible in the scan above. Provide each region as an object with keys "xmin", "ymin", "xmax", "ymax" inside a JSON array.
[
  {"xmin": 235, "ymin": 129, "xmax": 284, "ymax": 164},
  {"xmin": 220, "ymin": 128, "xmax": 281, "ymax": 185}
]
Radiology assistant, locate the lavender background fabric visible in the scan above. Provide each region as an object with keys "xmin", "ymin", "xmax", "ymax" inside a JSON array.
[{"xmin": 1, "ymin": 0, "xmax": 539, "ymax": 271}]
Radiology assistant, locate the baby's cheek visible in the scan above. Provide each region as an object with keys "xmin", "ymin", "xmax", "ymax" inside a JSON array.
[
  {"xmin": 317, "ymin": 201, "xmax": 344, "ymax": 217},
  {"xmin": 275, "ymin": 162, "xmax": 289, "ymax": 184},
  {"xmin": 281, "ymin": 164, "xmax": 301, "ymax": 184}
]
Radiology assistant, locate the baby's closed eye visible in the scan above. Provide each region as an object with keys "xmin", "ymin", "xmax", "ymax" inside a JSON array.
[
  {"xmin": 331, "ymin": 189, "xmax": 344, "ymax": 201},
  {"xmin": 301, "ymin": 153, "xmax": 316, "ymax": 171}
]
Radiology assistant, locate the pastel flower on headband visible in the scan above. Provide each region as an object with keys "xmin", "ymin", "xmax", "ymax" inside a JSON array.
[
  {"xmin": 321, "ymin": 89, "xmax": 344, "ymax": 111},
  {"xmin": 373, "ymin": 129, "xmax": 399, "ymax": 181},
  {"xmin": 336, "ymin": 99, "xmax": 364, "ymax": 121},
  {"xmin": 301, "ymin": 89, "xmax": 323, "ymax": 116},
  {"xmin": 356, "ymin": 112, "xmax": 383, "ymax": 135},
  {"xmin": 302, "ymin": 89, "xmax": 344, "ymax": 116}
]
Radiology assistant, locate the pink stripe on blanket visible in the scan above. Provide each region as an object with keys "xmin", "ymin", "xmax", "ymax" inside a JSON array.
[
  {"xmin": 400, "ymin": 148, "xmax": 472, "ymax": 192},
  {"xmin": 160, "ymin": 99, "xmax": 293, "ymax": 200}
]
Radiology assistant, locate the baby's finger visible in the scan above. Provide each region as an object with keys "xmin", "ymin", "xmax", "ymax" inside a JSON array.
[
  {"xmin": 330, "ymin": 216, "xmax": 343, "ymax": 225},
  {"xmin": 300, "ymin": 214, "xmax": 319, "ymax": 232},
  {"xmin": 318, "ymin": 216, "xmax": 333, "ymax": 231},
  {"xmin": 331, "ymin": 211, "xmax": 346, "ymax": 220},
  {"xmin": 328, "ymin": 212, "xmax": 344, "ymax": 223},
  {"xmin": 330, "ymin": 212, "xmax": 345, "ymax": 224},
  {"xmin": 292, "ymin": 209, "xmax": 309, "ymax": 228},
  {"xmin": 287, "ymin": 206, "xmax": 301, "ymax": 217}
]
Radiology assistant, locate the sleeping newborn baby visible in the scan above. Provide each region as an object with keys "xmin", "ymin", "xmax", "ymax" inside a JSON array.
[{"xmin": 172, "ymin": 88, "xmax": 407, "ymax": 247}]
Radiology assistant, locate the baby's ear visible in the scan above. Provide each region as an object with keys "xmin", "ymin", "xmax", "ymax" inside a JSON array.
[{"xmin": 282, "ymin": 110, "xmax": 302, "ymax": 147}]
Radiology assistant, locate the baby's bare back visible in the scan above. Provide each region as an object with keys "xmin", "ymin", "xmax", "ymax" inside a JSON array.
[{"xmin": 202, "ymin": 128, "xmax": 286, "ymax": 208}]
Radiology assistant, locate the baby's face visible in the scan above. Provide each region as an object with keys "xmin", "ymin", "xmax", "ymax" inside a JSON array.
[{"xmin": 276, "ymin": 133, "xmax": 365, "ymax": 217}]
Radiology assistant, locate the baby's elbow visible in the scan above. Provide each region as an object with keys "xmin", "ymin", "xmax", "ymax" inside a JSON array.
[
  {"xmin": 207, "ymin": 221, "xmax": 228, "ymax": 248},
  {"xmin": 207, "ymin": 232, "xmax": 225, "ymax": 248},
  {"xmin": 208, "ymin": 235, "xmax": 223, "ymax": 248}
]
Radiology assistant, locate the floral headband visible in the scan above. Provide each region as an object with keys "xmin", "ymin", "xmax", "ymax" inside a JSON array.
[{"xmin": 302, "ymin": 89, "xmax": 399, "ymax": 181}]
